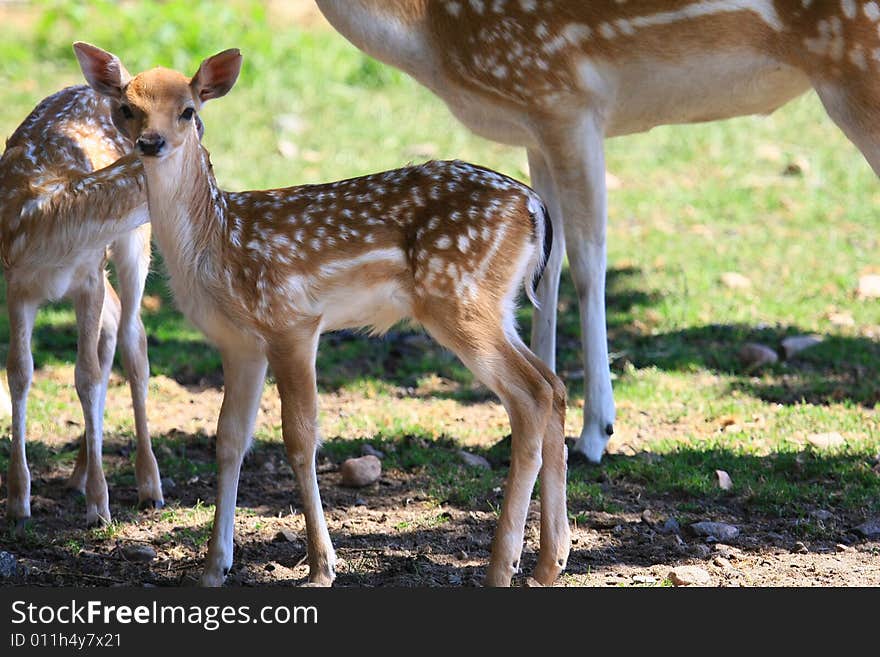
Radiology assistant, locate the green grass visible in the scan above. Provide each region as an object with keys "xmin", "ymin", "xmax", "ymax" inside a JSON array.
[{"xmin": 0, "ymin": 0, "xmax": 878, "ymax": 524}]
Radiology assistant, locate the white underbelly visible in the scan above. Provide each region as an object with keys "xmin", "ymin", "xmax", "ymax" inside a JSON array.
[{"xmin": 597, "ymin": 52, "xmax": 811, "ymax": 137}]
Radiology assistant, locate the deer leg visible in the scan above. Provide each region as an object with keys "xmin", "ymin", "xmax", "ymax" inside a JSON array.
[
  {"xmin": 539, "ymin": 114, "xmax": 614, "ymax": 464},
  {"xmin": 111, "ymin": 227, "xmax": 162, "ymax": 509},
  {"xmin": 201, "ymin": 348, "xmax": 267, "ymax": 587},
  {"xmin": 67, "ymin": 276, "xmax": 119, "ymax": 496},
  {"xmin": 71, "ymin": 269, "xmax": 113, "ymax": 526},
  {"xmin": 269, "ymin": 329, "xmax": 336, "ymax": 587},
  {"xmin": 5, "ymin": 297, "xmax": 37, "ymax": 526},
  {"xmin": 424, "ymin": 319, "xmax": 553, "ymax": 587},
  {"xmin": 527, "ymin": 147, "xmax": 566, "ymax": 370},
  {"xmin": 815, "ymin": 82, "xmax": 880, "ymax": 176},
  {"xmin": 510, "ymin": 335, "xmax": 570, "ymax": 585}
]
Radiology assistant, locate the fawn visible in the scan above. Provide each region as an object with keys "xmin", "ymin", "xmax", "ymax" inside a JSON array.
[
  {"xmin": 0, "ymin": 83, "xmax": 163, "ymax": 527},
  {"xmin": 75, "ymin": 42, "xmax": 569, "ymax": 587}
]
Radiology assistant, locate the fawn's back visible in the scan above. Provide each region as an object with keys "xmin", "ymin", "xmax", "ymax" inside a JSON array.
[{"xmin": 0, "ymin": 86, "xmax": 131, "ymax": 294}]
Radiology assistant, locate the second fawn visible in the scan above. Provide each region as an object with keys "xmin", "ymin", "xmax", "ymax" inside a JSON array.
[
  {"xmin": 75, "ymin": 42, "xmax": 569, "ymax": 587},
  {"xmin": 0, "ymin": 82, "xmax": 163, "ymax": 527}
]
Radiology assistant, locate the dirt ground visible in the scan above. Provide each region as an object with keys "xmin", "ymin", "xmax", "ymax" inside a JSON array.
[{"xmin": 1, "ymin": 369, "xmax": 878, "ymax": 588}]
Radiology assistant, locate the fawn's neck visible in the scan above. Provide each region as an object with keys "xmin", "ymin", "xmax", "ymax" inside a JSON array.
[{"xmin": 141, "ymin": 142, "xmax": 227, "ymax": 303}]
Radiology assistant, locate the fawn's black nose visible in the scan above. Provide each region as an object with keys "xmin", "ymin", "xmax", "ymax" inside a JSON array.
[{"xmin": 136, "ymin": 133, "xmax": 166, "ymax": 157}]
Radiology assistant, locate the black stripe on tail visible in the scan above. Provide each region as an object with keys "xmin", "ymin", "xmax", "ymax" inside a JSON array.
[{"xmin": 529, "ymin": 198, "xmax": 553, "ymax": 298}]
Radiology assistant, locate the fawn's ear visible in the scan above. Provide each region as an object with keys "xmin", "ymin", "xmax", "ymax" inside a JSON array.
[
  {"xmin": 190, "ymin": 49, "xmax": 242, "ymax": 103},
  {"xmin": 73, "ymin": 42, "xmax": 132, "ymax": 99}
]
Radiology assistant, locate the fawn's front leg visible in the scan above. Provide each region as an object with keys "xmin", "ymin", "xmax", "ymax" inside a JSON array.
[
  {"xmin": 201, "ymin": 349, "xmax": 267, "ymax": 587},
  {"xmin": 269, "ymin": 329, "xmax": 336, "ymax": 587}
]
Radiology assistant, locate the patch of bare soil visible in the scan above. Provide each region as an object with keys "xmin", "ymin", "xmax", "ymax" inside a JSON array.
[{"xmin": 2, "ymin": 369, "xmax": 879, "ymax": 587}]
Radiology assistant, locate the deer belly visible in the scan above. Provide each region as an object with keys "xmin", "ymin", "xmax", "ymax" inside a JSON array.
[
  {"xmin": 318, "ymin": 280, "xmax": 412, "ymax": 335},
  {"xmin": 604, "ymin": 51, "xmax": 812, "ymax": 136}
]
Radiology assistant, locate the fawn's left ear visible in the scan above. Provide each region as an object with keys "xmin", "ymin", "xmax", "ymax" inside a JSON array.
[
  {"xmin": 73, "ymin": 42, "xmax": 132, "ymax": 99},
  {"xmin": 190, "ymin": 49, "xmax": 243, "ymax": 103}
]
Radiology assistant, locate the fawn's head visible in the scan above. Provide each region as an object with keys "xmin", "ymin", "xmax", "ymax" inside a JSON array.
[{"xmin": 73, "ymin": 42, "xmax": 242, "ymax": 159}]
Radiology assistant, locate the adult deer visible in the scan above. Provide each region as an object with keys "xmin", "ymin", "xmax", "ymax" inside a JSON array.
[
  {"xmin": 314, "ymin": 0, "xmax": 880, "ymax": 462},
  {"xmin": 74, "ymin": 43, "xmax": 569, "ymax": 586},
  {"xmin": 0, "ymin": 84, "xmax": 163, "ymax": 526}
]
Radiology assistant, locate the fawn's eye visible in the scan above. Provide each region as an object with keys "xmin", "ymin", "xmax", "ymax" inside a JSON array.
[
  {"xmin": 180, "ymin": 107, "xmax": 195, "ymax": 121},
  {"xmin": 119, "ymin": 104, "xmax": 134, "ymax": 119}
]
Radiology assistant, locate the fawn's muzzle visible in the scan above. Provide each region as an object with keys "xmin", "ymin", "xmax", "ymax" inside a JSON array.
[{"xmin": 136, "ymin": 133, "xmax": 166, "ymax": 157}]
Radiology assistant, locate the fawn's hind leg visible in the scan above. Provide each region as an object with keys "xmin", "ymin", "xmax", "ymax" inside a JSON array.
[{"xmin": 422, "ymin": 316, "xmax": 556, "ymax": 587}]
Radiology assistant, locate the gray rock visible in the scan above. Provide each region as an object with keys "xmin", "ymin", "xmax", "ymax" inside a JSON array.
[
  {"xmin": 632, "ymin": 575, "xmax": 656, "ymax": 585},
  {"xmin": 274, "ymin": 529, "xmax": 298, "ymax": 543},
  {"xmin": 689, "ymin": 521, "xmax": 740, "ymax": 542},
  {"xmin": 668, "ymin": 565, "xmax": 712, "ymax": 587},
  {"xmin": 810, "ymin": 509, "xmax": 834, "ymax": 522},
  {"xmin": 361, "ymin": 444, "xmax": 385, "ymax": 459},
  {"xmin": 792, "ymin": 541, "xmax": 809, "ymax": 554},
  {"xmin": 658, "ymin": 517, "xmax": 681, "ymax": 535},
  {"xmin": 340, "ymin": 455, "xmax": 382, "ymax": 487},
  {"xmin": 715, "ymin": 469, "xmax": 734, "ymax": 491},
  {"xmin": 691, "ymin": 544, "xmax": 712, "ymax": 559},
  {"xmin": 738, "ymin": 343, "xmax": 778, "ymax": 370},
  {"xmin": 0, "ymin": 551, "xmax": 18, "ymax": 578},
  {"xmin": 160, "ymin": 477, "xmax": 176, "ymax": 491},
  {"xmin": 854, "ymin": 518, "xmax": 880, "ymax": 538},
  {"xmin": 781, "ymin": 334, "xmax": 823, "ymax": 360},
  {"xmin": 458, "ymin": 450, "xmax": 491, "ymax": 470},
  {"xmin": 121, "ymin": 544, "xmax": 156, "ymax": 563}
]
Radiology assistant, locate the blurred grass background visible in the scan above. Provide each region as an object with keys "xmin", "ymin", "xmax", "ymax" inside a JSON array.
[{"xmin": 1, "ymin": 0, "xmax": 879, "ymax": 517}]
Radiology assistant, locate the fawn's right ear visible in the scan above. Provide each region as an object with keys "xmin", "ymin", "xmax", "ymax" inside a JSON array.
[{"xmin": 73, "ymin": 42, "xmax": 132, "ymax": 99}]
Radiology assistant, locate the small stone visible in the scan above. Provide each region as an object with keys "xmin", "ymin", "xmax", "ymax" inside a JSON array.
[
  {"xmin": 792, "ymin": 541, "xmax": 809, "ymax": 554},
  {"xmin": 714, "ymin": 544, "xmax": 742, "ymax": 559},
  {"xmin": 827, "ymin": 311, "xmax": 855, "ymax": 328},
  {"xmin": 806, "ymin": 432, "xmax": 845, "ymax": 450},
  {"xmin": 353, "ymin": 497, "xmax": 367, "ymax": 507},
  {"xmin": 458, "ymin": 450, "xmax": 491, "ymax": 470},
  {"xmin": 590, "ymin": 512, "xmax": 623, "ymax": 529},
  {"xmin": 857, "ymin": 274, "xmax": 880, "ymax": 300},
  {"xmin": 853, "ymin": 518, "xmax": 880, "ymax": 538},
  {"xmin": 274, "ymin": 529, "xmax": 298, "ymax": 543},
  {"xmin": 738, "ymin": 343, "xmax": 778, "ymax": 370},
  {"xmin": 361, "ymin": 444, "xmax": 385, "ymax": 459},
  {"xmin": 715, "ymin": 470, "xmax": 734, "ymax": 491},
  {"xmin": 835, "ymin": 543, "xmax": 851, "ymax": 553},
  {"xmin": 0, "ymin": 551, "xmax": 18, "ymax": 578},
  {"xmin": 632, "ymin": 575, "xmax": 656, "ymax": 585},
  {"xmin": 668, "ymin": 566, "xmax": 712, "ymax": 587},
  {"xmin": 780, "ymin": 334, "xmax": 823, "ymax": 360},
  {"xmin": 689, "ymin": 521, "xmax": 740, "ymax": 542},
  {"xmin": 340, "ymin": 455, "xmax": 382, "ymax": 487},
  {"xmin": 160, "ymin": 477, "xmax": 176, "ymax": 491},
  {"xmin": 659, "ymin": 517, "xmax": 681, "ymax": 535},
  {"xmin": 810, "ymin": 509, "xmax": 834, "ymax": 522},
  {"xmin": 720, "ymin": 272, "xmax": 751, "ymax": 289},
  {"xmin": 456, "ymin": 550, "xmax": 468, "ymax": 560},
  {"xmin": 712, "ymin": 556, "xmax": 733, "ymax": 570},
  {"xmin": 121, "ymin": 544, "xmax": 156, "ymax": 563},
  {"xmin": 691, "ymin": 544, "xmax": 712, "ymax": 559}
]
